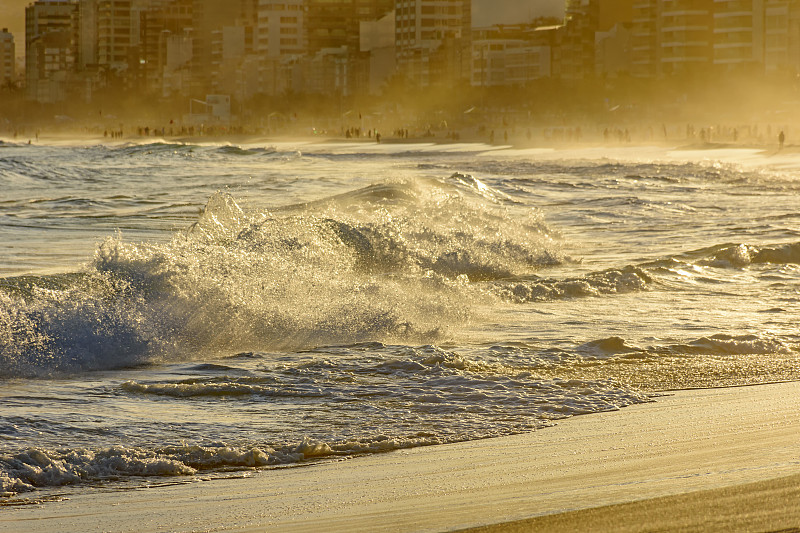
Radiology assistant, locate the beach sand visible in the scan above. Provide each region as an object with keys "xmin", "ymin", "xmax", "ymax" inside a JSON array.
[
  {"xmin": 3, "ymin": 381, "xmax": 799, "ymax": 532},
  {"xmin": 459, "ymin": 473, "xmax": 800, "ymax": 532}
]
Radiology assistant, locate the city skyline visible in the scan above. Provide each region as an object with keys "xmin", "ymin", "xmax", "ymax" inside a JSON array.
[
  {"xmin": 3, "ymin": 0, "xmax": 800, "ymax": 134},
  {"xmin": 0, "ymin": 0, "xmax": 566, "ymax": 61}
]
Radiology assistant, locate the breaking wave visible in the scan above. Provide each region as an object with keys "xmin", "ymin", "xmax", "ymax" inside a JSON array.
[{"xmin": 0, "ymin": 174, "xmax": 563, "ymax": 377}]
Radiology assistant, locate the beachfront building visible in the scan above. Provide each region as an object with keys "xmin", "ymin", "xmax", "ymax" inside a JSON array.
[
  {"xmin": 713, "ymin": 0, "xmax": 766, "ymax": 71},
  {"xmin": 394, "ymin": 0, "xmax": 472, "ymax": 87},
  {"xmin": 0, "ymin": 29, "xmax": 14, "ymax": 87},
  {"xmin": 629, "ymin": 0, "xmax": 716, "ymax": 78},
  {"xmin": 560, "ymin": 0, "xmax": 599, "ymax": 79},
  {"xmin": 305, "ymin": 0, "xmax": 392, "ymax": 54},
  {"xmin": 764, "ymin": 0, "xmax": 800, "ymax": 75},
  {"xmin": 256, "ymin": 0, "xmax": 306, "ymax": 95},
  {"xmin": 209, "ymin": 25, "xmax": 260, "ymax": 102},
  {"xmin": 470, "ymin": 25, "xmax": 552, "ymax": 87},
  {"xmin": 137, "ymin": 0, "xmax": 193, "ymax": 95},
  {"xmin": 25, "ymin": 0, "xmax": 80, "ymax": 102},
  {"xmin": 304, "ymin": 0, "xmax": 394, "ymax": 95},
  {"xmin": 189, "ymin": 0, "xmax": 257, "ymax": 97},
  {"xmin": 596, "ymin": 22, "xmax": 633, "ymax": 77},
  {"xmin": 659, "ymin": 0, "xmax": 714, "ymax": 76},
  {"xmin": 360, "ymin": 9, "xmax": 396, "ymax": 94},
  {"xmin": 631, "ymin": 0, "xmax": 659, "ymax": 77},
  {"xmin": 629, "ymin": 0, "xmax": 798, "ymax": 78},
  {"xmin": 559, "ymin": 0, "xmax": 635, "ymax": 80},
  {"xmin": 96, "ymin": 0, "xmax": 137, "ymax": 74}
]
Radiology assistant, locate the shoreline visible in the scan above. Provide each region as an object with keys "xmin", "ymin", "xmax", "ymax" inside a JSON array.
[
  {"xmin": 0, "ymin": 129, "xmax": 790, "ymax": 154},
  {"xmin": 3, "ymin": 380, "xmax": 799, "ymax": 532}
]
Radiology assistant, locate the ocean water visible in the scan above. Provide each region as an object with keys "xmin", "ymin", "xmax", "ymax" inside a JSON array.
[{"xmin": 1, "ymin": 139, "xmax": 799, "ymax": 501}]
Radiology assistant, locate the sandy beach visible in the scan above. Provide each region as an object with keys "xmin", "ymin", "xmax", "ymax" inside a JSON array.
[{"xmin": 2, "ymin": 381, "xmax": 798, "ymax": 532}]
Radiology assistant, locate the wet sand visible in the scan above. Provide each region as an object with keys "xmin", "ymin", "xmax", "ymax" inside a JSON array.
[{"xmin": 2, "ymin": 381, "xmax": 799, "ymax": 532}]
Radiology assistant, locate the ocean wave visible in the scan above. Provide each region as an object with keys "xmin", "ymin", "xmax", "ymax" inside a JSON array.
[
  {"xmin": 489, "ymin": 266, "xmax": 652, "ymax": 303},
  {"xmin": 106, "ymin": 142, "xmax": 199, "ymax": 157},
  {"xmin": 575, "ymin": 333, "xmax": 794, "ymax": 360},
  {"xmin": 666, "ymin": 333, "xmax": 794, "ymax": 356},
  {"xmin": 0, "ymin": 177, "xmax": 563, "ymax": 377},
  {"xmin": 643, "ymin": 242, "xmax": 800, "ymax": 274},
  {"xmin": 1, "ymin": 369, "xmax": 651, "ymax": 497},
  {"xmin": 0, "ymin": 433, "xmax": 457, "ymax": 497},
  {"xmin": 700, "ymin": 242, "xmax": 800, "ymax": 268},
  {"xmin": 120, "ymin": 379, "xmax": 328, "ymax": 398}
]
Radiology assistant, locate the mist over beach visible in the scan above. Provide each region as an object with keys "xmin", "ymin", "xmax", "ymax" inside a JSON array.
[{"xmin": 2, "ymin": 1, "xmax": 800, "ymax": 532}]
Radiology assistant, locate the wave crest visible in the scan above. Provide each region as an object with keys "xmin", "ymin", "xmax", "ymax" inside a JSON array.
[{"xmin": 0, "ymin": 177, "xmax": 563, "ymax": 377}]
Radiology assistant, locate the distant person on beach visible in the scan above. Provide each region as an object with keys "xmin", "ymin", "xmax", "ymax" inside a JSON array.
[{"xmin": 779, "ymin": 130, "xmax": 785, "ymax": 150}]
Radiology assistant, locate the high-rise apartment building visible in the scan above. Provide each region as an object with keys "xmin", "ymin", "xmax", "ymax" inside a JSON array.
[
  {"xmin": 256, "ymin": 0, "xmax": 305, "ymax": 95},
  {"xmin": 25, "ymin": 0, "xmax": 80, "ymax": 101},
  {"xmin": 659, "ymin": 0, "xmax": 714, "ymax": 76},
  {"xmin": 631, "ymin": 0, "xmax": 726, "ymax": 77},
  {"xmin": 560, "ymin": 0, "xmax": 599, "ymax": 79},
  {"xmin": 78, "ymin": 0, "xmax": 98, "ymax": 68},
  {"xmin": 470, "ymin": 25, "xmax": 552, "ymax": 87},
  {"xmin": 97, "ymin": 0, "xmax": 136, "ymax": 72},
  {"xmin": 764, "ymin": 0, "xmax": 800, "ymax": 73},
  {"xmin": 558, "ymin": 0, "xmax": 634, "ymax": 79},
  {"xmin": 257, "ymin": 0, "xmax": 305, "ymax": 59},
  {"xmin": 713, "ymin": 0, "xmax": 766, "ymax": 69},
  {"xmin": 138, "ymin": 0, "xmax": 193, "ymax": 93},
  {"xmin": 190, "ymin": 0, "xmax": 257, "ymax": 95},
  {"xmin": 0, "ymin": 29, "xmax": 14, "ymax": 86},
  {"xmin": 304, "ymin": 0, "xmax": 392, "ymax": 53},
  {"xmin": 632, "ymin": 0, "xmax": 659, "ymax": 76},
  {"xmin": 630, "ymin": 0, "xmax": 799, "ymax": 77},
  {"xmin": 395, "ymin": 0, "xmax": 471, "ymax": 86}
]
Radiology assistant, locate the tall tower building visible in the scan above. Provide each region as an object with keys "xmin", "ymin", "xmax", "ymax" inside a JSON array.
[
  {"xmin": 632, "ymin": 0, "xmax": 659, "ymax": 77},
  {"xmin": 190, "ymin": 0, "xmax": 257, "ymax": 95},
  {"xmin": 659, "ymin": 0, "xmax": 714, "ymax": 76},
  {"xmin": 97, "ymin": 0, "xmax": 136, "ymax": 72},
  {"xmin": 0, "ymin": 29, "xmax": 14, "ymax": 86},
  {"xmin": 138, "ymin": 0, "xmax": 194, "ymax": 94},
  {"xmin": 764, "ymin": 0, "xmax": 800, "ymax": 74},
  {"xmin": 257, "ymin": 0, "xmax": 305, "ymax": 60},
  {"xmin": 394, "ymin": 0, "xmax": 471, "ymax": 87},
  {"xmin": 560, "ymin": 0, "xmax": 600, "ymax": 79},
  {"xmin": 304, "ymin": 0, "xmax": 393, "ymax": 54},
  {"xmin": 25, "ymin": 0, "xmax": 80, "ymax": 102},
  {"xmin": 713, "ymin": 0, "xmax": 766, "ymax": 70}
]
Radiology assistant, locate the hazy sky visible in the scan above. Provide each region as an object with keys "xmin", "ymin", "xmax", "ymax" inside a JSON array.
[{"xmin": 1, "ymin": 0, "xmax": 566, "ymax": 59}]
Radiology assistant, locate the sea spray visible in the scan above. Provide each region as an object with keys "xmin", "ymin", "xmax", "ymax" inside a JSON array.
[{"xmin": 0, "ymin": 175, "xmax": 565, "ymax": 377}]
